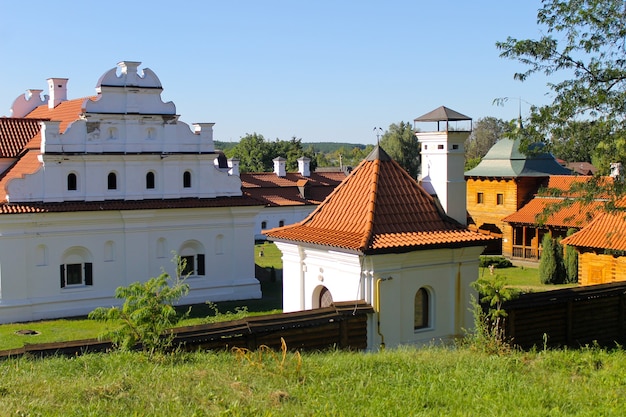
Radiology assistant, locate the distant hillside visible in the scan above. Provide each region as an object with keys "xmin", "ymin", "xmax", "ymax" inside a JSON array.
[{"xmin": 214, "ymin": 141, "xmax": 367, "ymax": 154}]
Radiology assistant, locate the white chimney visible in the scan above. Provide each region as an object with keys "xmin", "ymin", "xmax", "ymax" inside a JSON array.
[
  {"xmin": 298, "ymin": 156, "xmax": 311, "ymax": 177},
  {"xmin": 273, "ymin": 157, "xmax": 286, "ymax": 177},
  {"xmin": 228, "ymin": 157, "xmax": 240, "ymax": 176},
  {"xmin": 47, "ymin": 78, "xmax": 68, "ymax": 109}
]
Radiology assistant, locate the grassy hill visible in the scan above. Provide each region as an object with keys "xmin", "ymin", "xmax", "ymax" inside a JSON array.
[{"xmin": 1, "ymin": 345, "xmax": 624, "ymax": 415}]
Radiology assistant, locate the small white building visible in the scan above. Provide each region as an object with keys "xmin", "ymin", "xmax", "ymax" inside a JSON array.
[
  {"xmin": 0, "ymin": 61, "xmax": 263, "ymax": 323},
  {"xmin": 266, "ymin": 110, "xmax": 492, "ymax": 349}
]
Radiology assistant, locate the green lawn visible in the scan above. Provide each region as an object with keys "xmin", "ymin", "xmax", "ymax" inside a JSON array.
[
  {"xmin": 479, "ymin": 263, "xmax": 578, "ymax": 292},
  {"xmin": 1, "ymin": 345, "xmax": 625, "ymax": 416}
]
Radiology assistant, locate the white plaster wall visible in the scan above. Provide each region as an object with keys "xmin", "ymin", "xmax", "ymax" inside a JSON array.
[
  {"xmin": 417, "ymin": 131, "xmax": 469, "ymax": 225},
  {"xmin": 0, "ymin": 206, "xmax": 262, "ymax": 324},
  {"xmin": 276, "ymin": 241, "xmax": 484, "ymax": 350},
  {"xmin": 254, "ymin": 205, "xmax": 316, "ymax": 240}
]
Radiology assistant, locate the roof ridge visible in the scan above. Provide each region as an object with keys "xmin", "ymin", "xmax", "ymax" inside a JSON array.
[{"xmin": 359, "ymin": 158, "xmax": 379, "ymax": 250}]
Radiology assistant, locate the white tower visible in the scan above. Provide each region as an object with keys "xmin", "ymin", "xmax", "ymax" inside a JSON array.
[{"xmin": 414, "ymin": 106, "xmax": 471, "ymax": 226}]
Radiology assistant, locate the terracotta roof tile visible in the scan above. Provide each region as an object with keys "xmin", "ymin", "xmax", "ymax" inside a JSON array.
[
  {"xmin": 561, "ymin": 210, "xmax": 626, "ymax": 251},
  {"xmin": 265, "ymin": 146, "xmax": 493, "ymax": 254},
  {"xmin": 241, "ymin": 171, "xmax": 345, "ymax": 207},
  {"xmin": 0, "ymin": 195, "xmax": 262, "ymax": 215},
  {"xmin": 502, "ymin": 198, "xmax": 601, "ymax": 227},
  {"xmin": 25, "ymin": 98, "xmax": 90, "ymax": 133},
  {"xmin": 0, "ymin": 118, "xmax": 46, "ymax": 157}
]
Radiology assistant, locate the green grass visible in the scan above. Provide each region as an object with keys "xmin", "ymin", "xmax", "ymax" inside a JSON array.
[
  {"xmin": 478, "ymin": 264, "xmax": 577, "ymax": 292},
  {"xmin": 0, "ymin": 345, "xmax": 625, "ymax": 416},
  {"xmin": 255, "ymin": 241, "xmax": 283, "ymax": 269}
]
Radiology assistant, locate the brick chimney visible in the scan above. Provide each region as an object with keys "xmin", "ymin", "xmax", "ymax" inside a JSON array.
[{"xmin": 47, "ymin": 78, "xmax": 68, "ymax": 109}]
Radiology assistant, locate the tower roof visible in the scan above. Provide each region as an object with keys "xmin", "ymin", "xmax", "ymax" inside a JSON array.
[
  {"xmin": 464, "ymin": 136, "xmax": 572, "ymax": 178},
  {"xmin": 414, "ymin": 106, "xmax": 471, "ymax": 122},
  {"xmin": 264, "ymin": 146, "xmax": 492, "ymax": 254}
]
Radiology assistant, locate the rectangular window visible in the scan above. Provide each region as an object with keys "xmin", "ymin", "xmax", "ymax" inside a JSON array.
[
  {"xmin": 60, "ymin": 263, "xmax": 93, "ymax": 288},
  {"xmin": 181, "ymin": 254, "xmax": 206, "ymax": 276},
  {"xmin": 477, "ymin": 192, "xmax": 484, "ymax": 204},
  {"xmin": 497, "ymin": 193, "xmax": 504, "ymax": 205}
]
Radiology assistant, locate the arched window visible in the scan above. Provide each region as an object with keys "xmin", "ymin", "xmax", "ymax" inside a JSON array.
[
  {"xmin": 60, "ymin": 247, "xmax": 93, "ymax": 288},
  {"xmin": 261, "ymin": 221, "xmax": 267, "ymax": 229},
  {"xmin": 107, "ymin": 172, "xmax": 117, "ymax": 190},
  {"xmin": 146, "ymin": 172, "xmax": 155, "ymax": 189},
  {"xmin": 67, "ymin": 173, "xmax": 77, "ymax": 191},
  {"xmin": 414, "ymin": 288, "xmax": 430, "ymax": 330},
  {"xmin": 183, "ymin": 171, "xmax": 192, "ymax": 188},
  {"xmin": 179, "ymin": 240, "xmax": 205, "ymax": 276},
  {"xmin": 279, "ymin": 220, "xmax": 285, "ymax": 227}
]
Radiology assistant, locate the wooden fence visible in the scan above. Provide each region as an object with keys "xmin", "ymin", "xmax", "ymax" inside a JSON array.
[
  {"xmin": 503, "ymin": 282, "xmax": 626, "ymax": 349},
  {"xmin": 0, "ymin": 301, "xmax": 373, "ymax": 359}
]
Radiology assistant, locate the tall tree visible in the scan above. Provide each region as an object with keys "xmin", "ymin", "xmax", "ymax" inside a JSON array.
[
  {"xmin": 227, "ymin": 133, "xmax": 274, "ymax": 173},
  {"xmin": 497, "ymin": 0, "xmax": 626, "ymax": 173},
  {"xmin": 379, "ymin": 121, "xmax": 420, "ymax": 178}
]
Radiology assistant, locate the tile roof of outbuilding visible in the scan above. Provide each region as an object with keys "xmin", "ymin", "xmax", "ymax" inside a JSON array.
[
  {"xmin": 25, "ymin": 98, "xmax": 88, "ymax": 133},
  {"xmin": 561, "ymin": 210, "xmax": 626, "ymax": 251},
  {"xmin": 502, "ymin": 175, "xmax": 607, "ymax": 227},
  {"xmin": 264, "ymin": 146, "xmax": 493, "ymax": 254},
  {"xmin": 240, "ymin": 171, "xmax": 346, "ymax": 206}
]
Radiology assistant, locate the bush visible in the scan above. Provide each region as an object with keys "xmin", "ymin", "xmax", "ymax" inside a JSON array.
[
  {"xmin": 479, "ymin": 256, "xmax": 513, "ymax": 269},
  {"xmin": 89, "ymin": 254, "xmax": 190, "ymax": 354}
]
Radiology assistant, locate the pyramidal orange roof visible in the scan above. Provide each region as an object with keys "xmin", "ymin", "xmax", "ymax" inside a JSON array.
[{"xmin": 264, "ymin": 146, "xmax": 493, "ymax": 254}]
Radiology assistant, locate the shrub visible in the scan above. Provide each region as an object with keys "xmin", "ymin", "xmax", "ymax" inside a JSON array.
[
  {"xmin": 539, "ymin": 234, "xmax": 567, "ymax": 284},
  {"xmin": 479, "ymin": 256, "xmax": 513, "ymax": 269},
  {"xmin": 88, "ymin": 254, "xmax": 190, "ymax": 354}
]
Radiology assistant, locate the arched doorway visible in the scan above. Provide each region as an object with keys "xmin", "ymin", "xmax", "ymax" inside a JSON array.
[{"xmin": 319, "ymin": 286, "xmax": 333, "ymax": 308}]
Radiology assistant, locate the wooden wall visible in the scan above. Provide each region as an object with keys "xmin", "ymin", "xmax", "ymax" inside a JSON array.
[{"xmin": 578, "ymin": 251, "xmax": 626, "ymax": 286}]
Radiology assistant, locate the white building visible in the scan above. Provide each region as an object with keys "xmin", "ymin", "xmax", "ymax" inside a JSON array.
[
  {"xmin": 0, "ymin": 61, "xmax": 263, "ymax": 323},
  {"xmin": 265, "ymin": 110, "xmax": 492, "ymax": 349}
]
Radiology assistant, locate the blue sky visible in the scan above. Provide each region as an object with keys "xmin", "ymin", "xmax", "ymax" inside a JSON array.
[{"xmin": 0, "ymin": 1, "xmax": 550, "ymax": 145}]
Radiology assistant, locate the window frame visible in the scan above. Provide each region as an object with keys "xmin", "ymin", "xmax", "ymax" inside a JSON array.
[
  {"xmin": 107, "ymin": 172, "xmax": 117, "ymax": 190},
  {"xmin": 60, "ymin": 262, "xmax": 93, "ymax": 288},
  {"xmin": 414, "ymin": 287, "xmax": 430, "ymax": 331},
  {"xmin": 67, "ymin": 173, "xmax": 77, "ymax": 191},
  {"xmin": 146, "ymin": 171, "xmax": 155, "ymax": 189},
  {"xmin": 476, "ymin": 192, "xmax": 484, "ymax": 204},
  {"xmin": 496, "ymin": 193, "xmax": 504, "ymax": 205},
  {"xmin": 183, "ymin": 171, "xmax": 192, "ymax": 188}
]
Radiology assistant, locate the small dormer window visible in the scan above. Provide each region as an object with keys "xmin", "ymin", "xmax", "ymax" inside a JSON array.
[
  {"xmin": 452, "ymin": 144, "xmax": 459, "ymax": 150},
  {"xmin": 67, "ymin": 173, "xmax": 77, "ymax": 191},
  {"xmin": 437, "ymin": 144, "xmax": 444, "ymax": 150},
  {"xmin": 183, "ymin": 171, "xmax": 192, "ymax": 188},
  {"xmin": 107, "ymin": 172, "xmax": 117, "ymax": 190}
]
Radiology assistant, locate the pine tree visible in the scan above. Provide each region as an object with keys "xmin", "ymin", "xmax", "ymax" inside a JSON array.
[
  {"xmin": 564, "ymin": 228, "xmax": 579, "ymax": 284},
  {"xmin": 539, "ymin": 234, "xmax": 558, "ymax": 284}
]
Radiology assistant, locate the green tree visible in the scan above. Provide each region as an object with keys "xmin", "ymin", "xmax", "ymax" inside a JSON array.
[
  {"xmin": 471, "ymin": 275, "xmax": 519, "ymax": 349},
  {"xmin": 227, "ymin": 133, "xmax": 274, "ymax": 172},
  {"xmin": 88, "ymin": 254, "xmax": 190, "ymax": 354},
  {"xmin": 539, "ymin": 234, "xmax": 566, "ymax": 284},
  {"xmin": 497, "ymin": 0, "xmax": 626, "ymax": 173},
  {"xmin": 564, "ymin": 228, "xmax": 579, "ymax": 284},
  {"xmin": 464, "ymin": 117, "xmax": 509, "ymax": 166},
  {"xmin": 379, "ymin": 121, "xmax": 420, "ymax": 178}
]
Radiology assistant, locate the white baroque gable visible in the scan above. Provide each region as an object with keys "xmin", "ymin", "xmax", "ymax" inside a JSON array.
[{"xmin": 7, "ymin": 61, "xmax": 241, "ymax": 203}]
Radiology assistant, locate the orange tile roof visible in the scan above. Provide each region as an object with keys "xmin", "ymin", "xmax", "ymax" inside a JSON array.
[
  {"xmin": 0, "ymin": 195, "xmax": 262, "ymax": 215},
  {"xmin": 264, "ymin": 147, "xmax": 493, "ymax": 254},
  {"xmin": 561, "ymin": 210, "xmax": 626, "ymax": 251},
  {"xmin": 25, "ymin": 98, "xmax": 89, "ymax": 133},
  {"xmin": 0, "ymin": 118, "xmax": 46, "ymax": 157},
  {"xmin": 503, "ymin": 175, "xmax": 613, "ymax": 228},
  {"xmin": 502, "ymin": 198, "xmax": 601, "ymax": 227},
  {"xmin": 241, "ymin": 171, "xmax": 346, "ymax": 206},
  {"xmin": 0, "ymin": 149, "xmax": 42, "ymax": 202}
]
